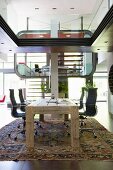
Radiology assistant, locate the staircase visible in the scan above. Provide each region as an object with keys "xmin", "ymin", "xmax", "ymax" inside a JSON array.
[{"xmin": 26, "ymin": 78, "xmax": 51, "ymax": 101}]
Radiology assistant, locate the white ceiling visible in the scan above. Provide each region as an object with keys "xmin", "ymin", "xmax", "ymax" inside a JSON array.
[
  {"xmin": 8, "ymin": 0, "xmax": 99, "ymax": 16},
  {"xmin": 6, "ymin": 0, "xmax": 108, "ymax": 32}
]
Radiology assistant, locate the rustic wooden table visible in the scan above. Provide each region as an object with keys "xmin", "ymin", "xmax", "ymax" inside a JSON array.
[{"xmin": 26, "ymin": 98, "xmax": 79, "ymax": 150}]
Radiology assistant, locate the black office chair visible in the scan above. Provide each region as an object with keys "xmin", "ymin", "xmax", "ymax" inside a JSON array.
[
  {"xmin": 18, "ymin": 88, "xmax": 31, "ymax": 107},
  {"xmin": 35, "ymin": 64, "xmax": 41, "ymax": 73},
  {"xmin": 79, "ymin": 88, "xmax": 98, "ymax": 138},
  {"xmin": 18, "ymin": 88, "xmax": 25, "ymax": 104},
  {"xmin": 78, "ymin": 87, "xmax": 87, "ymax": 126},
  {"xmin": 18, "ymin": 88, "xmax": 27, "ymax": 112},
  {"xmin": 9, "ymin": 89, "xmax": 26, "ymax": 140},
  {"xmin": 79, "ymin": 87, "xmax": 85, "ymax": 110}
]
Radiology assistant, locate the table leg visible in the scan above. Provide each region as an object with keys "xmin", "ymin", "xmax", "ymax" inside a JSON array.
[
  {"xmin": 71, "ymin": 107, "xmax": 79, "ymax": 149},
  {"xmin": 26, "ymin": 107, "xmax": 34, "ymax": 149}
]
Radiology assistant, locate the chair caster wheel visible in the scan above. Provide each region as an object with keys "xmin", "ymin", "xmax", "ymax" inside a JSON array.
[
  {"xmin": 21, "ymin": 131, "xmax": 25, "ymax": 134},
  {"xmin": 67, "ymin": 132, "xmax": 70, "ymax": 136},
  {"xmin": 14, "ymin": 137, "xmax": 17, "ymax": 140},
  {"xmin": 39, "ymin": 125, "xmax": 43, "ymax": 128},
  {"xmin": 81, "ymin": 122, "xmax": 84, "ymax": 126},
  {"xmin": 35, "ymin": 131, "xmax": 38, "ymax": 135},
  {"xmin": 17, "ymin": 125, "xmax": 20, "ymax": 128}
]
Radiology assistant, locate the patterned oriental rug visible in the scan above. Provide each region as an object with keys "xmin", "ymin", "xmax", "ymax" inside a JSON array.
[{"xmin": 0, "ymin": 118, "xmax": 113, "ymax": 161}]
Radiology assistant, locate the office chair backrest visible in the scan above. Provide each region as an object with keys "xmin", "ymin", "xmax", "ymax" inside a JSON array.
[
  {"xmin": 35, "ymin": 64, "xmax": 40, "ymax": 72},
  {"xmin": 86, "ymin": 88, "xmax": 97, "ymax": 105},
  {"xmin": 86, "ymin": 88, "xmax": 97, "ymax": 116},
  {"xmin": 18, "ymin": 88, "xmax": 26, "ymax": 112},
  {"xmin": 9, "ymin": 89, "xmax": 17, "ymax": 106},
  {"xmin": 79, "ymin": 87, "xmax": 85, "ymax": 109},
  {"xmin": 86, "ymin": 104, "xmax": 97, "ymax": 116},
  {"xmin": 9, "ymin": 89, "xmax": 18, "ymax": 117},
  {"xmin": 19, "ymin": 88, "xmax": 25, "ymax": 103}
]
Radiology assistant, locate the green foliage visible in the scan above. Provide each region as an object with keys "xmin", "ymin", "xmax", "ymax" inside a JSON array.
[
  {"xmin": 84, "ymin": 82, "xmax": 96, "ymax": 91},
  {"xmin": 41, "ymin": 81, "xmax": 68, "ymax": 95},
  {"xmin": 58, "ymin": 81, "xmax": 68, "ymax": 94},
  {"xmin": 86, "ymin": 82, "xmax": 96, "ymax": 88},
  {"xmin": 41, "ymin": 82, "xmax": 51, "ymax": 93}
]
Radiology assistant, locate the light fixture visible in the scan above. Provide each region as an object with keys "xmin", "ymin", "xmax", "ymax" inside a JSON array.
[
  {"xmin": 70, "ymin": 8, "xmax": 75, "ymax": 9},
  {"xmin": 52, "ymin": 8, "xmax": 57, "ymax": 10},
  {"xmin": 66, "ymin": 35, "xmax": 71, "ymax": 37},
  {"xmin": 35, "ymin": 8, "xmax": 39, "ymax": 10},
  {"xmin": 39, "ymin": 35, "xmax": 44, "ymax": 38}
]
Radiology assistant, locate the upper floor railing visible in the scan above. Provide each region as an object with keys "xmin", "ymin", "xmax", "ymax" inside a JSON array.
[{"xmin": 14, "ymin": 52, "xmax": 98, "ymax": 78}]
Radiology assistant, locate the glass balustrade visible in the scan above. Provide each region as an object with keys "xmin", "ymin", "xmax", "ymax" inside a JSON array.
[{"xmin": 13, "ymin": 52, "xmax": 97, "ymax": 78}]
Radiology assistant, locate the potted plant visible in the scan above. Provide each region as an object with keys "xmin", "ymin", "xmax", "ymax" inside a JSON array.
[
  {"xmin": 41, "ymin": 81, "xmax": 51, "ymax": 93},
  {"xmin": 84, "ymin": 82, "xmax": 96, "ymax": 91},
  {"xmin": 41, "ymin": 80, "xmax": 68, "ymax": 98},
  {"xmin": 58, "ymin": 81, "xmax": 68, "ymax": 98}
]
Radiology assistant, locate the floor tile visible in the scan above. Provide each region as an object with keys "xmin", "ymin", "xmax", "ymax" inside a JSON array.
[
  {"xmin": 79, "ymin": 160, "xmax": 113, "ymax": 170},
  {"xmin": 22, "ymin": 160, "xmax": 81, "ymax": 170}
]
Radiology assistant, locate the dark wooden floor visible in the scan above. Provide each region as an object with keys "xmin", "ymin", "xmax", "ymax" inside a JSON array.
[{"xmin": 0, "ymin": 160, "xmax": 113, "ymax": 170}]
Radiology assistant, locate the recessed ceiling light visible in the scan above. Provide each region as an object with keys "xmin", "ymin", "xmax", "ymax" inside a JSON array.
[
  {"xmin": 9, "ymin": 49, "xmax": 12, "ymax": 51},
  {"xmin": 66, "ymin": 35, "xmax": 71, "ymax": 37},
  {"xmin": 39, "ymin": 35, "xmax": 44, "ymax": 38},
  {"xmin": 35, "ymin": 8, "xmax": 39, "ymax": 10},
  {"xmin": 97, "ymin": 49, "xmax": 100, "ymax": 50},
  {"xmin": 1, "ymin": 42, "xmax": 4, "ymax": 44},
  {"xmin": 70, "ymin": 8, "xmax": 75, "ymax": 9},
  {"xmin": 52, "ymin": 8, "xmax": 57, "ymax": 10}
]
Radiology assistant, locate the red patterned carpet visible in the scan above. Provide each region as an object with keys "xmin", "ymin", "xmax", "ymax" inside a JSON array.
[{"xmin": 0, "ymin": 118, "xmax": 113, "ymax": 160}]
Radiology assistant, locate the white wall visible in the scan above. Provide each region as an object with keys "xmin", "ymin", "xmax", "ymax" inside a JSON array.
[
  {"xmin": 0, "ymin": 0, "xmax": 7, "ymax": 20},
  {"xmin": 110, "ymin": 0, "xmax": 113, "ymax": 7},
  {"xmin": 98, "ymin": 52, "xmax": 107, "ymax": 64},
  {"xmin": 7, "ymin": 3, "xmax": 18, "ymax": 34},
  {"xmin": 0, "ymin": 0, "xmax": 8, "ymax": 61}
]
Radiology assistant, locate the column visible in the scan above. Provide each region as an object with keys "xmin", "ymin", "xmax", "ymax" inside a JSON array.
[
  {"xmin": 50, "ymin": 19, "xmax": 59, "ymax": 98},
  {"xmin": 51, "ymin": 53, "xmax": 58, "ymax": 98}
]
